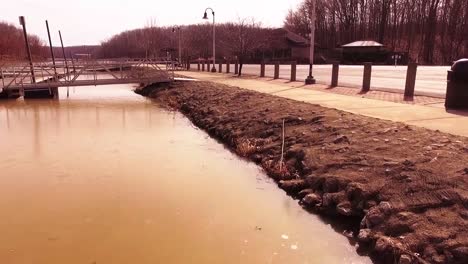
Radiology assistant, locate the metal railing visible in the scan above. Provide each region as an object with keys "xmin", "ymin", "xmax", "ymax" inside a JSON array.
[{"xmin": 0, "ymin": 58, "xmax": 176, "ymax": 92}]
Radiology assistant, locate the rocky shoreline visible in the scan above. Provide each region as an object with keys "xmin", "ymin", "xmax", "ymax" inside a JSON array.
[{"xmin": 137, "ymin": 80, "xmax": 468, "ymax": 264}]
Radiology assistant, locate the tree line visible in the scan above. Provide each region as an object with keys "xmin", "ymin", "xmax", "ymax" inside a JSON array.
[
  {"xmin": 98, "ymin": 19, "xmax": 273, "ymax": 62},
  {"xmin": 0, "ymin": 21, "xmax": 46, "ymax": 61},
  {"xmin": 284, "ymin": 0, "xmax": 468, "ymax": 64},
  {"xmin": 3, "ymin": 0, "xmax": 466, "ymax": 66}
]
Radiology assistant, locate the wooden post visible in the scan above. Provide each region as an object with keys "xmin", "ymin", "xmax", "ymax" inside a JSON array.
[
  {"xmin": 45, "ymin": 20, "xmax": 57, "ymax": 77},
  {"xmin": 274, "ymin": 61, "xmax": 280, "ymax": 79},
  {"xmin": 290, "ymin": 61, "xmax": 297, "ymax": 82},
  {"xmin": 226, "ymin": 60, "xmax": 230, "ymax": 73},
  {"xmin": 19, "ymin": 16, "xmax": 36, "ymax": 83},
  {"xmin": 197, "ymin": 60, "xmax": 201, "ymax": 71},
  {"xmin": 202, "ymin": 60, "xmax": 205, "ymax": 71},
  {"xmin": 362, "ymin": 62, "xmax": 372, "ymax": 92},
  {"xmin": 331, "ymin": 62, "xmax": 339, "ymax": 87},
  {"xmin": 404, "ymin": 62, "xmax": 418, "ymax": 99},
  {"xmin": 70, "ymin": 53, "xmax": 76, "ymax": 72},
  {"xmin": 234, "ymin": 60, "xmax": 239, "ymax": 75},
  {"xmin": 187, "ymin": 57, "xmax": 191, "ymax": 70},
  {"xmin": 218, "ymin": 62, "xmax": 222, "ymax": 73},
  {"xmin": 260, "ymin": 60, "xmax": 265, "ymax": 77},
  {"xmin": 207, "ymin": 60, "xmax": 211, "ymax": 72},
  {"xmin": 59, "ymin": 31, "xmax": 70, "ymax": 80}
]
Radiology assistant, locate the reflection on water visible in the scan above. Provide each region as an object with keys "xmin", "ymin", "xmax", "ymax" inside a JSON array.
[{"xmin": 0, "ymin": 85, "xmax": 371, "ymax": 264}]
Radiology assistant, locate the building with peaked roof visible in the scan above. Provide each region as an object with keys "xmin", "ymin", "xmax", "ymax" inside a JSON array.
[
  {"xmin": 250, "ymin": 28, "xmax": 323, "ymax": 64},
  {"xmin": 340, "ymin": 40, "xmax": 392, "ymax": 64},
  {"xmin": 342, "ymin": 40, "xmax": 384, "ymax": 48}
]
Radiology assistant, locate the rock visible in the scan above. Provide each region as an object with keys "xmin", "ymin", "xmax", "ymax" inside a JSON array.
[
  {"xmin": 396, "ymin": 211, "xmax": 415, "ymax": 221},
  {"xmin": 323, "ymin": 177, "xmax": 340, "ymax": 193},
  {"xmin": 459, "ymin": 210, "xmax": 468, "ymax": 220},
  {"xmin": 381, "ymin": 127, "xmax": 398, "ymax": 134},
  {"xmin": 306, "ymin": 175, "xmax": 325, "ymax": 190},
  {"xmin": 432, "ymin": 255, "xmax": 446, "ymax": 264},
  {"xmin": 346, "ymin": 182, "xmax": 364, "ymax": 201},
  {"xmin": 423, "ymin": 146, "xmax": 433, "ymax": 151},
  {"xmin": 180, "ymin": 103, "xmax": 191, "ymax": 112},
  {"xmin": 285, "ymin": 148, "xmax": 306, "ymax": 161},
  {"xmin": 357, "ymin": 228, "xmax": 372, "ymax": 243},
  {"xmin": 365, "ymin": 207, "xmax": 385, "ymax": 227},
  {"xmin": 452, "ymin": 246, "xmax": 468, "ymax": 262},
  {"xmin": 398, "ymin": 254, "xmax": 412, "ymax": 264},
  {"xmin": 322, "ymin": 193, "xmax": 334, "ymax": 207},
  {"xmin": 333, "ymin": 135, "xmax": 350, "ymax": 144},
  {"xmin": 297, "ymin": 188, "xmax": 314, "ymax": 198},
  {"xmin": 374, "ymin": 237, "xmax": 391, "ymax": 253},
  {"xmin": 337, "ymin": 201, "xmax": 353, "ymax": 216},
  {"xmin": 365, "ymin": 200, "xmax": 377, "ymax": 209},
  {"xmin": 302, "ymin": 193, "xmax": 322, "ymax": 206},
  {"xmin": 279, "ymin": 179, "xmax": 307, "ymax": 193},
  {"xmin": 402, "ymin": 160, "xmax": 415, "ymax": 167},
  {"xmin": 259, "ymin": 129, "xmax": 274, "ymax": 138},
  {"xmin": 440, "ymin": 137, "xmax": 451, "ymax": 144},
  {"xmin": 360, "ymin": 216, "xmax": 367, "ymax": 228},
  {"xmin": 424, "ymin": 246, "xmax": 447, "ymax": 263},
  {"xmin": 378, "ymin": 201, "xmax": 393, "ymax": 215},
  {"xmin": 322, "ymin": 192, "xmax": 346, "ymax": 208}
]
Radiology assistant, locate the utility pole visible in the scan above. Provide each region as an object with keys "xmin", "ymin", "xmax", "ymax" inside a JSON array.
[
  {"xmin": 45, "ymin": 20, "xmax": 58, "ymax": 77},
  {"xmin": 305, "ymin": 0, "xmax": 316, "ymax": 84},
  {"xmin": 19, "ymin": 16, "xmax": 36, "ymax": 83}
]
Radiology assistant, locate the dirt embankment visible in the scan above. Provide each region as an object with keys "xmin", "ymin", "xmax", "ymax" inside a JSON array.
[{"xmin": 138, "ymin": 81, "xmax": 468, "ymax": 264}]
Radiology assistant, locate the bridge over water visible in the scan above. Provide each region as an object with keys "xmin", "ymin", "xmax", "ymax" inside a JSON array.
[{"xmin": 0, "ymin": 58, "xmax": 177, "ymax": 98}]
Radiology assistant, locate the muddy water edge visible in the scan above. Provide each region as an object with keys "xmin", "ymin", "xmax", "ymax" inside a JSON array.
[
  {"xmin": 138, "ymin": 80, "xmax": 468, "ymax": 264},
  {"xmin": 0, "ymin": 84, "xmax": 371, "ymax": 264}
]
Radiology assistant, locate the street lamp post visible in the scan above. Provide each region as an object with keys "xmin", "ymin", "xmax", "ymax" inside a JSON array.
[
  {"xmin": 172, "ymin": 27, "xmax": 181, "ymax": 66},
  {"xmin": 203, "ymin": 7, "xmax": 216, "ymax": 73},
  {"xmin": 305, "ymin": 0, "xmax": 316, "ymax": 84}
]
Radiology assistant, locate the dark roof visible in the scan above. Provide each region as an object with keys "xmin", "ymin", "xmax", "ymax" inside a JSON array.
[
  {"xmin": 342, "ymin": 41, "xmax": 384, "ymax": 48},
  {"xmin": 284, "ymin": 30, "xmax": 309, "ymax": 45},
  {"xmin": 270, "ymin": 28, "xmax": 310, "ymax": 47}
]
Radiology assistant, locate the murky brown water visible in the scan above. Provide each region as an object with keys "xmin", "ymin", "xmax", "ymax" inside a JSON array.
[{"xmin": 0, "ymin": 84, "xmax": 371, "ymax": 264}]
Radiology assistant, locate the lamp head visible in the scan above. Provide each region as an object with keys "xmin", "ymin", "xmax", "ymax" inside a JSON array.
[{"xmin": 202, "ymin": 12, "xmax": 208, "ymax": 20}]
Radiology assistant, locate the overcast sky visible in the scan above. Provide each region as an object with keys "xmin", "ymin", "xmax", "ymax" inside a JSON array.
[{"xmin": 2, "ymin": 0, "xmax": 302, "ymax": 46}]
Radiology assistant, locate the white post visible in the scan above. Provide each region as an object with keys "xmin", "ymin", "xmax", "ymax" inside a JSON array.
[{"xmin": 305, "ymin": 0, "xmax": 316, "ymax": 84}]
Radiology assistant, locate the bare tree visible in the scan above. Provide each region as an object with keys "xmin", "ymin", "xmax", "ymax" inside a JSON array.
[
  {"xmin": 284, "ymin": 0, "xmax": 468, "ymax": 64},
  {"xmin": 0, "ymin": 21, "xmax": 46, "ymax": 61},
  {"xmin": 220, "ymin": 18, "xmax": 267, "ymax": 76}
]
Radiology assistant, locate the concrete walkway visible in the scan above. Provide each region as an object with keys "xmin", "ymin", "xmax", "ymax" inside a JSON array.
[{"xmin": 180, "ymin": 71, "xmax": 468, "ymax": 137}]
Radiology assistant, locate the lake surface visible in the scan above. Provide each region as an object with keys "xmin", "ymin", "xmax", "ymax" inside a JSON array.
[{"xmin": 0, "ymin": 84, "xmax": 371, "ymax": 264}]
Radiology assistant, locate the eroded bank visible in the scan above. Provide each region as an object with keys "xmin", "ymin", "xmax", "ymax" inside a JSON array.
[{"xmin": 139, "ymin": 80, "xmax": 468, "ymax": 264}]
